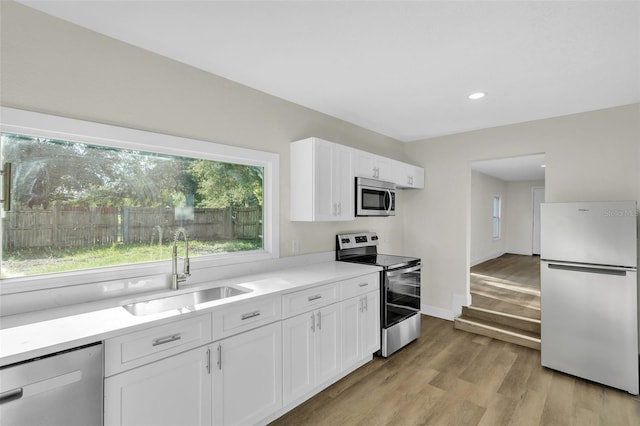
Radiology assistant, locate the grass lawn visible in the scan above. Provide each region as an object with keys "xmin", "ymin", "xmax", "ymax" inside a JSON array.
[{"xmin": 2, "ymin": 239, "xmax": 262, "ymax": 278}]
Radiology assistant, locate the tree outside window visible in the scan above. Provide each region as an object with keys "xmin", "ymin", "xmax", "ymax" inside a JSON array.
[{"xmin": 1, "ymin": 133, "xmax": 264, "ymax": 278}]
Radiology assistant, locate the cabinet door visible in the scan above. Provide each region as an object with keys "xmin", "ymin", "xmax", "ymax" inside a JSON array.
[
  {"xmin": 392, "ymin": 161, "xmax": 425, "ymax": 189},
  {"xmin": 282, "ymin": 312, "xmax": 316, "ymax": 405},
  {"xmin": 333, "ymin": 144, "xmax": 354, "ymax": 220},
  {"xmin": 315, "ymin": 140, "xmax": 353, "ymax": 221},
  {"xmin": 375, "ymin": 156, "xmax": 393, "ymax": 182},
  {"xmin": 291, "ymin": 137, "xmax": 354, "ymax": 222},
  {"xmin": 104, "ymin": 346, "xmax": 212, "ymax": 426},
  {"xmin": 315, "ymin": 303, "xmax": 342, "ymax": 384},
  {"xmin": 354, "ymin": 150, "xmax": 377, "ymax": 179},
  {"xmin": 213, "ymin": 322, "xmax": 282, "ymax": 426},
  {"xmin": 340, "ymin": 296, "xmax": 362, "ymax": 370},
  {"xmin": 361, "ymin": 291, "xmax": 381, "ymax": 357},
  {"xmin": 355, "ymin": 151, "xmax": 392, "ymax": 181},
  {"xmin": 313, "ymin": 139, "xmax": 336, "ymax": 221}
]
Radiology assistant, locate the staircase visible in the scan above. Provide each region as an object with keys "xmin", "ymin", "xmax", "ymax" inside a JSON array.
[
  {"xmin": 454, "ymin": 303, "xmax": 541, "ymax": 350},
  {"xmin": 454, "ymin": 254, "xmax": 541, "ymax": 350}
]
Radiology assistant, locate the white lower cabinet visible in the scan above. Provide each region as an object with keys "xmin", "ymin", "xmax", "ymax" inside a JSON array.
[
  {"xmin": 212, "ymin": 321, "xmax": 282, "ymax": 426},
  {"xmin": 282, "ymin": 303, "xmax": 341, "ymax": 406},
  {"xmin": 341, "ymin": 290, "xmax": 381, "ymax": 371},
  {"xmin": 102, "ymin": 273, "xmax": 381, "ymax": 425},
  {"xmin": 104, "ymin": 345, "xmax": 212, "ymax": 426}
]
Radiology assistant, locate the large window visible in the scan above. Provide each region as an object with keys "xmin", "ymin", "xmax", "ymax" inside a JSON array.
[{"xmin": 0, "ymin": 108, "xmax": 278, "ymax": 283}]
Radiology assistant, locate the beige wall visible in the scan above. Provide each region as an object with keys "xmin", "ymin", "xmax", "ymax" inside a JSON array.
[
  {"xmin": 504, "ymin": 180, "xmax": 545, "ymax": 256},
  {"xmin": 2, "ymin": 3, "xmax": 639, "ymax": 319},
  {"xmin": 470, "ymin": 172, "xmax": 546, "ymax": 265},
  {"xmin": 405, "ymin": 104, "xmax": 640, "ymax": 318},
  {"xmin": 470, "ymin": 170, "xmax": 506, "ymax": 264},
  {"xmin": 0, "ymin": 1, "xmax": 411, "ymax": 258}
]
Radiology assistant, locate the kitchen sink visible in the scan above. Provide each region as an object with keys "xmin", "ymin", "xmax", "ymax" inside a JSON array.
[{"xmin": 123, "ymin": 286, "xmax": 251, "ymax": 316}]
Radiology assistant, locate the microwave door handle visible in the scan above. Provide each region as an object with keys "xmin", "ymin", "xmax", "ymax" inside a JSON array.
[{"xmin": 385, "ymin": 190, "xmax": 392, "ymax": 214}]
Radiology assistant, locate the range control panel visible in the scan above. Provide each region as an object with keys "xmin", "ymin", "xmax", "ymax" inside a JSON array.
[{"xmin": 336, "ymin": 232, "xmax": 379, "ymax": 250}]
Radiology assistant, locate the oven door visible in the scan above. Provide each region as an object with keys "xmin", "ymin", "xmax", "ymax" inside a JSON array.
[
  {"xmin": 383, "ymin": 263, "xmax": 421, "ymax": 328},
  {"xmin": 356, "ymin": 178, "xmax": 395, "ymax": 217}
]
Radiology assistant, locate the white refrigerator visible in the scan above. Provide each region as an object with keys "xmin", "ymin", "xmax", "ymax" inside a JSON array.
[{"xmin": 540, "ymin": 200, "xmax": 639, "ymax": 394}]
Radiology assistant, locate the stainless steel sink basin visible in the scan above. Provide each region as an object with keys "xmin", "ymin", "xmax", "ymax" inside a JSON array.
[{"xmin": 123, "ymin": 286, "xmax": 251, "ymax": 316}]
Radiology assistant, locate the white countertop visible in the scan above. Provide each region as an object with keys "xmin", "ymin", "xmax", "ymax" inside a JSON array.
[{"xmin": 0, "ymin": 261, "xmax": 381, "ymax": 367}]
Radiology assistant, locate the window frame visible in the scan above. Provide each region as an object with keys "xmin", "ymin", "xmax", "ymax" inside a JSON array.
[
  {"xmin": 0, "ymin": 107, "xmax": 279, "ymax": 294},
  {"xmin": 492, "ymin": 194, "xmax": 501, "ymax": 240}
]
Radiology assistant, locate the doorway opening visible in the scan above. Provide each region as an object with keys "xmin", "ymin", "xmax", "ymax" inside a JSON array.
[{"xmin": 456, "ymin": 154, "xmax": 545, "ymax": 349}]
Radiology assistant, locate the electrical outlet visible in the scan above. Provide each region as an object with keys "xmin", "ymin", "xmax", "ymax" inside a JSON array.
[{"xmin": 292, "ymin": 240, "xmax": 300, "ymax": 254}]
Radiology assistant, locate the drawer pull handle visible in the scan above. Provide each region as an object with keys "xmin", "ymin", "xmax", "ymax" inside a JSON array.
[
  {"xmin": 358, "ymin": 283, "xmax": 369, "ymax": 287},
  {"xmin": 152, "ymin": 334, "xmax": 182, "ymax": 346},
  {"xmin": 308, "ymin": 295, "xmax": 322, "ymax": 302},
  {"xmin": 241, "ymin": 310, "xmax": 261, "ymax": 320},
  {"xmin": 0, "ymin": 388, "xmax": 23, "ymax": 405}
]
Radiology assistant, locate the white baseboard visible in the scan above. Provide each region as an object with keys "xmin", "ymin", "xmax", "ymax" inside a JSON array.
[
  {"xmin": 422, "ymin": 292, "xmax": 471, "ymax": 322},
  {"xmin": 506, "ymin": 249, "xmax": 534, "ymax": 256},
  {"xmin": 470, "ymin": 251, "xmax": 506, "ymax": 267},
  {"xmin": 421, "ymin": 304, "xmax": 454, "ymax": 321}
]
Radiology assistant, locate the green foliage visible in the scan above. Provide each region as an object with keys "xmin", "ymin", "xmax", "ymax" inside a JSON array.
[
  {"xmin": 188, "ymin": 160, "xmax": 263, "ymax": 208},
  {"xmin": 1, "ymin": 133, "xmax": 261, "ymax": 210}
]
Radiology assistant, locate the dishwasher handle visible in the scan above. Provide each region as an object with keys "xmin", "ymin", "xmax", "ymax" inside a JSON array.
[{"xmin": 0, "ymin": 388, "xmax": 23, "ymax": 405}]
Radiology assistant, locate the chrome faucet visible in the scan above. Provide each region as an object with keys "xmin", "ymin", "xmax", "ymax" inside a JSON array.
[{"xmin": 171, "ymin": 227, "xmax": 190, "ymax": 290}]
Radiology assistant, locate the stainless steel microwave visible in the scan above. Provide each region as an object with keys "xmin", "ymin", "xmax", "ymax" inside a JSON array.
[{"xmin": 355, "ymin": 177, "xmax": 396, "ymax": 216}]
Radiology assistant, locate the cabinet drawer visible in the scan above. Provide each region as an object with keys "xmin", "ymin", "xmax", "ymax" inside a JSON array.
[
  {"xmin": 213, "ymin": 296, "xmax": 281, "ymax": 340},
  {"xmin": 105, "ymin": 313, "xmax": 212, "ymax": 376},
  {"xmin": 340, "ymin": 274, "xmax": 380, "ymax": 300},
  {"xmin": 282, "ymin": 282, "xmax": 339, "ymax": 318}
]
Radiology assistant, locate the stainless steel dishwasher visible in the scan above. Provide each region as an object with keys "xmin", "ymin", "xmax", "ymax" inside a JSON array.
[{"xmin": 0, "ymin": 342, "xmax": 103, "ymax": 426}]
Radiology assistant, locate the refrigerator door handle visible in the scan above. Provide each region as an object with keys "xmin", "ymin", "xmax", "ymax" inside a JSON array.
[{"xmin": 546, "ymin": 262, "xmax": 631, "ymax": 276}]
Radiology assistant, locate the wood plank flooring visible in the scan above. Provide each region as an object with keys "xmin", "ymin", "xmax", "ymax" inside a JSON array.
[
  {"xmin": 270, "ymin": 315, "xmax": 640, "ymax": 426},
  {"xmin": 470, "ymin": 254, "xmax": 541, "ymax": 319}
]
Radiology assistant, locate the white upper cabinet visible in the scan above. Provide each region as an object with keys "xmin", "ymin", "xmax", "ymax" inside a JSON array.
[
  {"xmin": 392, "ymin": 161, "xmax": 425, "ymax": 189},
  {"xmin": 353, "ymin": 150, "xmax": 393, "ymax": 182},
  {"xmin": 291, "ymin": 137, "xmax": 424, "ymax": 222},
  {"xmin": 290, "ymin": 138, "xmax": 354, "ymax": 221}
]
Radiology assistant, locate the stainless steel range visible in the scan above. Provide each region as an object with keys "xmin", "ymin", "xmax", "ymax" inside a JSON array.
[{"xmin": 336, "ymin": 232, "xmax": 421, "ymax": 357}]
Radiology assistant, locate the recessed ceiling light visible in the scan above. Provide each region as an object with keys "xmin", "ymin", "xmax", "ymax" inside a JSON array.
[
  {"xmin": 541, "ymin": 164, "xmax": 546, "ymax": 168},
  {"xmin": 468, "ymin": 92, "xmax": 486, "ymax": 100}
]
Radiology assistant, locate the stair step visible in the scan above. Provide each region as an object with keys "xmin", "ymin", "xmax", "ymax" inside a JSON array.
[
  {"xmin": 462, "ymin": 305, "xmax": 541, "ymax": 333},
  {"xmin": 470, "ymin": 292, "xmax": 540, "ymax": 320},
  {"xmin": 454, "ymin": 315, "xmax": 541, "ymax": 350}
]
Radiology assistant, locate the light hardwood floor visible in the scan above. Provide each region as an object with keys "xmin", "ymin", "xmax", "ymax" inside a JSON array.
[
  {"xmin": 270, "ymin": 315, "xmax": 640, "ymax": 425},
  {"xmin": 470, "ymin": 254, "xmax": 541, "ymax": 319}
]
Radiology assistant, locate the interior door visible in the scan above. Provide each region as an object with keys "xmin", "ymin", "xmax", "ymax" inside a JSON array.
[{"xmin": 532, "ymin": 187, "xmax": 545, "ymax": 255}]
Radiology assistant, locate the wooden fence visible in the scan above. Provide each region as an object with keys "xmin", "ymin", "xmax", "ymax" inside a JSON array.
[{"xmin": 2, "ymin": 205, "xmax": 262, "ymax": 250}]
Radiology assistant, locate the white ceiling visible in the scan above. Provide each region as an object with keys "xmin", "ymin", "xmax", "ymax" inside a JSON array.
[
  {"xmin": 472, "ymin": 154, "xmax": 546, "ymax": 182},
  {"xmin": 16, "ymin": 1, "xmax": 640, "ymax": 143}
]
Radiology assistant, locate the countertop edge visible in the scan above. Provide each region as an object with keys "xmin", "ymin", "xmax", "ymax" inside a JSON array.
[{"xmin": 0, "ymin": 261, "xmax": 381, "ymax": 367}]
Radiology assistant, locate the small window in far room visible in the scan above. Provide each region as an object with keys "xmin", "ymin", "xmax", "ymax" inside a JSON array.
[{"xmin": 492, "ymin": 195, "xmax": 501, "ymax": 239}]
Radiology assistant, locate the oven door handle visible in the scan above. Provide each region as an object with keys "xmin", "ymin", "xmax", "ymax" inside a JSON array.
[{"xmin": 386, "ymin": 264, "xmax": 422, "ymax": 277}]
